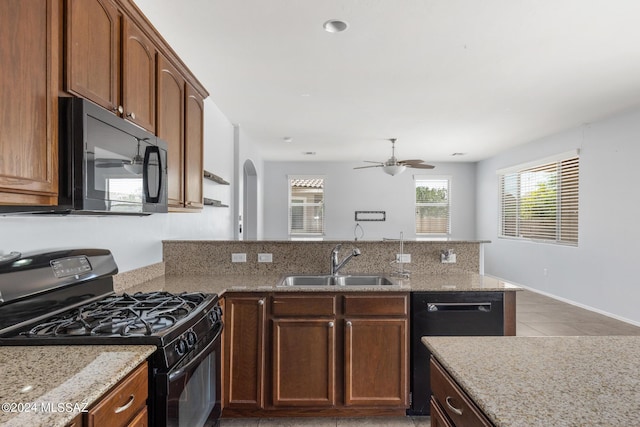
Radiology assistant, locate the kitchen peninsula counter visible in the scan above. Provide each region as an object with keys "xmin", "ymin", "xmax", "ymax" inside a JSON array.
[
  {"xmin": 423, "ymin": 336, "xmax": 640, "ymax": 427},
  {"xmin": 0, "ymin": 345, "xmax": 156, "ymax": 427},
  {"xmin": 121, "ymin": 272, "xmax": 521, "ymax": 295}
]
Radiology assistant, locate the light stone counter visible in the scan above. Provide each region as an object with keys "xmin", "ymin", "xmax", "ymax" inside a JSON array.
[
  {"xmin": 121, "ymin": 272, "xmax": 521, "ymax": 295},
  {"xmin": 422, "ymin": 336, "xmax": 640, "ymax": 427},
  {"xmin": 0, "ymin": 345, "xmax": 156, "ymax": 427}
]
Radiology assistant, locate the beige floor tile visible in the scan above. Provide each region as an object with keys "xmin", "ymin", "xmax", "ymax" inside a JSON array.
[
  {"xmin": 336, "ymin": 417, "xmax": 415, "ymax": 427},
  {"xmin": 260, "ymin": 418, "xmax": 337, "ymax": 427}
]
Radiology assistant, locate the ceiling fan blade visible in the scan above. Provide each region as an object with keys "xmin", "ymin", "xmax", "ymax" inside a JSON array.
[
  {"xmin": 407, "ymin": 163, "xmax": 435, "ymax": 169},
  {"xmin": 398, "ymin": 159, "xmax": 424, "ymax": 164},
  {"xmin": 362, "ymin": 160, "xmax": 384, "ymax": 164},
  {"xmin": 354, "ymin": 165, "xmax": 384, "ymax": 170}
]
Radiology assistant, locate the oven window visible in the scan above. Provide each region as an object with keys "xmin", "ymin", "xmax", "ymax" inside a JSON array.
[{"xmin": 178, "ymin": 351, "xmax": 217, "ymax": 427}]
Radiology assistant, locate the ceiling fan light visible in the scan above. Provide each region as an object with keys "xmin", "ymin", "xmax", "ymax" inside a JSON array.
[{"xmin": 382, "ymin": 164, "xmax": 406, "ymax": 176}]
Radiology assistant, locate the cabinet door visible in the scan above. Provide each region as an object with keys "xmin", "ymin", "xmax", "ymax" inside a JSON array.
[
  {"xmin": 184, "ymin": 84, "xmax": 204, "ymax": 208},
  {"xmin": 224, "ymin": 296, "xmax": 266, "ymax": 409},
  {"xmin": 122, "ymin": 17, "xmax": 156, "ymax": 133},
  {"xmin": 0, "ymin": 0, "xmax": 58, "ymax": 204},
  {"xmin": 65, "ymin": 0, "xmax": 120, "ymax": 113},
  {"xmin": 344, "ymin": 318, "xmax": 408, "ymax": 407},
  {"xmin": 156, "ymin": 55, "xmax": 185, "ymax": 208},
  {"xmin": 272, "ymin": 318, "xmax": 336, "ymax": 407}
]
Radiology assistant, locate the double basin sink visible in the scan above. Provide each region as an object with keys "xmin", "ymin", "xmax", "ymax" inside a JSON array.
[{"xmin": 278, "ymin": 274, "xmax": 398, "ymax": 287}]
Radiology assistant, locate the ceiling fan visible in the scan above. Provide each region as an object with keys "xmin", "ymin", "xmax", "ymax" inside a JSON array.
[
  {"xmin": 94, "ymin": 137, "xmax": 147, "ymax": 175},
  {"xmin": 354, "ymin": 138, "xmax": 435, "ymax": 176}
]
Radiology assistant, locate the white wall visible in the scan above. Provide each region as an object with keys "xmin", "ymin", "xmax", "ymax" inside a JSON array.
[
  {"xmin": 0, "ymin": 98, "xmax": 235, "ymax": 273},
  {"xmin": 476, "ymin": 107, "xmax": 640, "ymax": 325},
  {"xmin": 262, "ymin": 161, "xmax": 477, "ymax": 240}
]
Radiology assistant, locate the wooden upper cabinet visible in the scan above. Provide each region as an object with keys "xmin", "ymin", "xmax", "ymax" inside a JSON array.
[
  {"xmin": 65, "ymin": 0, "xmax": 157, "ymax": 133},
  {"xmin": 0, "ymin": 0, "xmax": 58, "ymax": 204},
  {"xmin": 65, "ymin": 0, "xmax": 120, "ymax": 113},
  {"xmin": 122, "ymin": 17, "xmax": 156, "ymax": 133},
  {"xmin": 156, "ymin": 55, "xmax": 185, "ymax": 208},
  {"xmin": 184, "ymin": 84, "xmax": 204, "ymax": 209}
]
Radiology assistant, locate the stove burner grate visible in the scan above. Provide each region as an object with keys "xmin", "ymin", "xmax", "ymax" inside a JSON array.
[{"xmin": 21, "ymin": 291, "xmax": 208, "ymax": 337}]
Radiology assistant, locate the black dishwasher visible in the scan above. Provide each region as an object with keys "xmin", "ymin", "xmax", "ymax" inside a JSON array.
[{"xmin": 409, "ymin": 292, "xmax": 505, "ymax": 415}]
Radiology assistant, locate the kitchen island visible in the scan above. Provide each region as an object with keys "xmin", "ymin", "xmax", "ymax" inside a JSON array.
[
  {"xmin": 0, "ymin": 345, "xmax": 155, "ymax": 427},
  {"xmin": 422, "ymin": 336, "xmax": 640, "ymax": 427}
]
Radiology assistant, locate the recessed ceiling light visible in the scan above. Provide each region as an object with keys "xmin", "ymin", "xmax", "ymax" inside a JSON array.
[
  {"xmin": 451, "ymin": 152, "xmax": 466, "ymax": 156},
  {"xmin": 283, "ymin": 137, "xmax": 293, "ymax": 143},
  {"xmin": 323, "ymin": 19, "xmax": 348, "ymax": 33},
  {"xmin": 302, "ymin": 151, "xmax": 316, "ymax": 156}
]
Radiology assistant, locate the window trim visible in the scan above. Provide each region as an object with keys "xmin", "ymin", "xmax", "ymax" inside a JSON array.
[
  {"xmin": 414, "ymin": 175, "xmax": 451, "ymax": 236},
  {"xmin": 497, "ymin": 151, "xmax": 579, "ymax": 246},
  {"xmin": 287, "ymin": 175, "xmax": 325, "ymax": 237}
]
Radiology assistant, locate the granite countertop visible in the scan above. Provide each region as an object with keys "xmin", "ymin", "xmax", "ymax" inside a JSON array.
[
  {"xmin": 422, "ymin": 336, "xmax": 640, "ymax": 427},
  {"xmin": 0, "ymin": 345, "xmax": 156, "ymax": 427},
  {"xmin": 121, "ymin": 272, "xmax": 521, "ymax": 295}
]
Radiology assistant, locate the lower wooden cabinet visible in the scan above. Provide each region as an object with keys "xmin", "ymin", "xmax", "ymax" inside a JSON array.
[
  {"xmin": 85, "ymin": 361, "xmax": 148, "ymax": 427},
  {"xmin": 223, "ymin": 292, "xmax": 409, "ymax": 417},
  {"xmin": 430, "ymin": 357, "xmax": 493, "ymax": 427},
  {"xmin": 223, "ymin": 294, "xmax": 267, "ymax": 410},
  {"xmin": 271, "ymin": 294, "xmax": 337, "ymax": 407}
]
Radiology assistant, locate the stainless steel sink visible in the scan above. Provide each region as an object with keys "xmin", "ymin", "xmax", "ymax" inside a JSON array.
[
  {"xmin": 334, "ymin": 275, "xmax": 396, "ymax": 286},
  {"xmin": 278, "ymin": 274, "xmax": 397, "ymax": 287},
  {"xmin": 279, "ymin": 275, "xmax": 334, "ymax": 286}
]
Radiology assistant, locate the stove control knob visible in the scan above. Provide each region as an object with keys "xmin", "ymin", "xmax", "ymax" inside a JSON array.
[
  {"xmin": 186, "ymin": 331, "xmax": 197, "ymax": 348},
  {"xmin": 175, "ymin": 338, "xmax": 188, "ymax": 356}
]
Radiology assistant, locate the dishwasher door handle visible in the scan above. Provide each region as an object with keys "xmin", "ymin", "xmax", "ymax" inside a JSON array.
[{"xmin": 426, "ymin": 302, "xmax": 492, "ymax": 312}]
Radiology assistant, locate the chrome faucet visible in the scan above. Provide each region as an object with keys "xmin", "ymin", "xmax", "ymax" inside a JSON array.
[{"xmin": 330, "ymin": 244, "xmax": 361, "ymax": 276}]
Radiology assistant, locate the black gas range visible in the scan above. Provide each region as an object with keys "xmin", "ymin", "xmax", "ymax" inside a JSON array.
[{"xmin": 0, "ymin": 249, "xmax": 222, "ymax": 427}]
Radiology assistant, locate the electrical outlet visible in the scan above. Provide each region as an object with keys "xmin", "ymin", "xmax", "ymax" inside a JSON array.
[
  {"xmin": 231, "ymin": 253, "xmax": 247, "ymax": 263},
  {"xmin": 258, "ymin": 253, "xmax": 273, "ymax": 263},
  {"xmin": 441, "ymin": 253, "xmax": 457, "ymax": 263},
  {"xmin": 395, "ymin": 254, "xmax": 411, "ymax": 263}
]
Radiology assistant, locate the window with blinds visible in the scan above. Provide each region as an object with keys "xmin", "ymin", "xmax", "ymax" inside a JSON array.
[
  {"xmin": 415, "ymin": 178, "xmax": 450, "ymax": 235},
  {"xmin": 288, "ymin": 177, "xmax": 324, "ymax": 236},
  {"xmin": 499, "ymin": 154, "xmax": 579, "ymax": 245}
]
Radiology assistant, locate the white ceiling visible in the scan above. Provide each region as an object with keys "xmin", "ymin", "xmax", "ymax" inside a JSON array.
[{"xmin": 135, "ymin": 0, "xmax": 640, "ymax": 163}]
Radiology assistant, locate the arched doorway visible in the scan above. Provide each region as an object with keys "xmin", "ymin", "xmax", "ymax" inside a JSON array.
[{"xmin": 243, "ymin": 159, "xmax": 258, "ymax": 240}]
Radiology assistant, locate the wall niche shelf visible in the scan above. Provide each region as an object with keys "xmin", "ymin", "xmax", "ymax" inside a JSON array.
[
  {"xmin": 203, "ymin": 170, "xmax": 230, "ymax": 185},
  {"xmin": 203, "ymin": 197, "xmax": 228, "ymax": 208}
]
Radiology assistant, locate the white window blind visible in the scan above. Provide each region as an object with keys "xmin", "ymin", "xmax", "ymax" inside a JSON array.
[
  {"xmin": 415, "ymin": 178, "xmax": 450, "ymax": 235},
  {"xmin": 288, "ymin": 177, "xmax": 324, "ymax": 236},
  {"xmin": 499, "ymin": 155, "xmax": 579, "ymax": 245}
]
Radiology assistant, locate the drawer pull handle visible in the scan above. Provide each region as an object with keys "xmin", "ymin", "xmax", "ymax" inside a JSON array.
[
  {"xmin": 114, "ymin": 394, "xmax": 135, "ymax": 414},
  {"xmin": 445, "ymin": 396, "xmax": 463, "ymax": 416},
  {"xmin": 258, "ymin": 299, "xmax": 264, "ymax": 306}
]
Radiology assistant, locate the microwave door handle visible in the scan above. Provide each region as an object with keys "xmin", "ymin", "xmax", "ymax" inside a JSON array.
[{"xmin": 143, "ymin": 145, "xmax": 162, "ymax": 203}]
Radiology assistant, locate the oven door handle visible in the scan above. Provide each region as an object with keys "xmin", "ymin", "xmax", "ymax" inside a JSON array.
[{"xmin": 169, "ymin": 327, "xmax": 222, "ymax": 382}]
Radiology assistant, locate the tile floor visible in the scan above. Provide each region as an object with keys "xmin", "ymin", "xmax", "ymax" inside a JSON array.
[{"xmin": 220, "ymin": 289, "xmax": 640, "ymax": 427}]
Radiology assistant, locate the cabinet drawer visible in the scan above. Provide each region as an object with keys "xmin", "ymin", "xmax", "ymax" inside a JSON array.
[
  {"xmin": 271, "ymin": 295, "xmax": 336, "ymax": 316},
  {"xmin": 430, "ymin": 357, "xmax": 492, "ymax": 427},
  {"xmin": 86, "ymin": 361, "xmax": 148, "ymax": 427},
  {"xmin": 343, "ymin": 294, "xmax": 408, "ymax": 316},
  {"xmin": 430, "ymin": 396, "xmax": 454, "ymax": 427}
]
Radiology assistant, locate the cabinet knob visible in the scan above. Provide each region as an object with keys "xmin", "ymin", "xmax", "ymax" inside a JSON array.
[
  {"xmin": 258, "ymin": 299, "xmax": 264, "ymax": 306},
  {"xmin": 112, "ymin": 105, "xmax": 124, "ymax": 115},
  {"xmin": 346, "ymin": 321, "xmax": 352, "ymax": 327},
  {"xmin": 126, "ymin": 111, "xmax": 136, "ymax": 120},
  {"xmin": 328, "ymin": 321, "xmax": 334, "ymax": 328}
]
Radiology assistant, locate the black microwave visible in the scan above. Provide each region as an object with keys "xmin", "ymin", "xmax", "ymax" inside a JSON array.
[{"xmin": 1, "ymin": 97, "xmax": 168, "ymax": 215}]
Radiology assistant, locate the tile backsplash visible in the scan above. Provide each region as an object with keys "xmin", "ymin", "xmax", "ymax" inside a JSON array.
[{"xmin": 163, "ymin": 240, "xmax": 485, "ymax": 276}]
